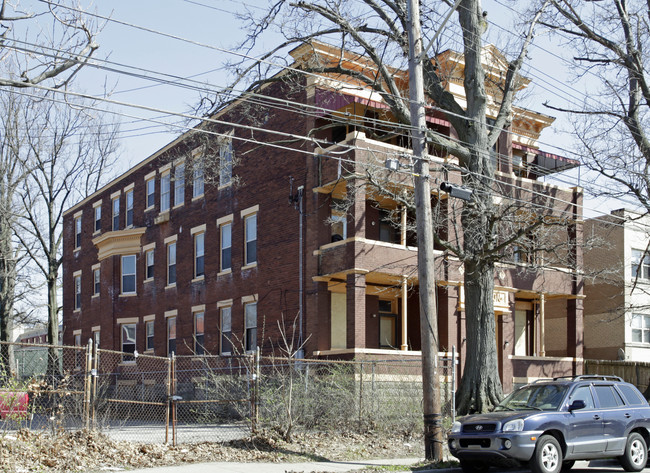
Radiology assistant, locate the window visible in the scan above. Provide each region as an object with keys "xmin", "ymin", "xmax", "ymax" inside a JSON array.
[
  {"xmin": 220, "ymin": 306, "xmax": 232, "ymax": 355},
  {"xmin": 378, "ymin": 300, "xmax": 396, "ymax": 348},
  {"xmin": 167, "ymin": 317, "xmax": 176, "ymax": 355},
  {"xmin": 146, "ymin": 177, "xmax": 155, "ymax": 209},
  {"xmin": 568, "ymin": 385, "xmax": 594, "ymax": 409},
  {"xmin": 220, "ymin": 222, "xmax": 232, "ymax": 271},
  {"xmin": 174, "ymin": 163, "xmax": 185, "ymax": 206},
  {"xmin": 93, "ymin": 267, "xmax": 100, "ymax": 296},
  {"xmin": 125, "ymin": 189, "xmax": 134, "ymax": 227},
  {"xmin": 112, "ymin": 196, "xmax": 120, "ymax": 231},
  {"xmin": 146, "ymin": 320, "xmax": 155, "ymax": 351},
  {"xmin": 194, "ymin": 232, "xmax": 205, "ymax": 278},
  {"xmin": 330, "ymin": 206, "xmax": 347, "ymax": 242},
  {"xmin": 121, "ymin": 255, "xmax": 136, "ymax": 294},
  {"xmin": 74, "ymin": 274, "xmax": 81, "ymax": 310},
  {"xmin": 121, "ymin": 324, "xmax": 136, "ymax": 362},
  {"xmin": 244, "ymin": 301, "xmax": 257, "ymax": 353},
  {"xmin": 594, "ymin": 385, "xmax": 624, "ymax": 408},
  {"xmin": 145, "ymin": 248, "xmax": 154, "ymax": 280},
  {"xmin": 93, "ymin": 330, "xmax": 100, "ymax": 349},
  {"xmin": 618, "ymin": 384, "xmax": 646, "ymax": 406},
  {"xmin": 194, "ymin": 311, "xmax": 205, "ymax": 355},
  {"xmin": 378, "ymin": 209, "xmax": 399, "ymax": 244},
  {"xmin": 167, "ymin": 242, "xmax": 176, "ymax": 285},
  {"xmin": 193, "ymin": 163, "xmax": 204, "ymax": 198},
  {"xmin": 74, "ymin": 215, "xmax": 82, "ymax": 249},
  {"xmin": 219, "ymin": 137, "xmax": 233, "ymax": 187},
  {"xmin": 632, "ymin": 249, "xmax": 650, "ymax": 280},
  {"xmin": 631, "ymin": 314, "xmax": 650, "ymax": 343},
  {"xmin": 244, "ymin": 213, "xmax": 257, "ymax": 266},
  {"xmin": 161, "ymin": 172, "xmax": 170, "ymax": 212},
  {"xmin": 74, "ymin": 333, "xmax": 82, "ymax": 369},
  {"xmin": 94, "ymin": 204, "xmax": 101, "ymax": 232}
]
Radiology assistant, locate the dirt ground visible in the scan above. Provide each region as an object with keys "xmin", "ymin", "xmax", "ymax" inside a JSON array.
[{"xmin": 0, "ymin": 429, "xmax": 428, "ymax": 472}]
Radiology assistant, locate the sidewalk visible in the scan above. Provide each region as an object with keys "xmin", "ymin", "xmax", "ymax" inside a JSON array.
[{"xmin": 119, "ymin": 457, "xmax": 439, "ymax": 473}]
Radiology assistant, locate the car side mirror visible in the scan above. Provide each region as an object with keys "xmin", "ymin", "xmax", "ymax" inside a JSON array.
[{"xmin": 568, "ymin": 400, "xmax": 586, "ymax": 411}]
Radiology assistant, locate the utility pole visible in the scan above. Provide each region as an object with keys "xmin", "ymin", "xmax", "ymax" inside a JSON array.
[{"xmin": 406, "ymin": 0, "xmax": 444, "ymax": 462}]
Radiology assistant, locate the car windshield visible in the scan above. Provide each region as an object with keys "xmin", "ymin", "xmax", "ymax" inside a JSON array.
[{"xmin": 494, "ymin": 384, "xmax": 569, "ymax": 412}]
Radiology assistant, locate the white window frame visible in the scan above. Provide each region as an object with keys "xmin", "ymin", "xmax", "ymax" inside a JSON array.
[
  {"xmin": 112, "ymin": 194, "xmax": 120, "ymax": 231},
  {"xmin": 192, "ymin": 226, "xmax": 205, "ymax": 279},
  {"xmin": 74, "ymin": 271, "xmax": 82, "ymax": 311},
  {"xmin": 219, "ymin": 135, "xmax": 233, "ymax": 188},
  {"xmin": 242, "ymin": 206, "xmax": 258, "ymax": 267},
  {"xmin": 121, "ymin": 255, "xmax": 136, "ymax": 295},
  {"xmin": 144, "ymin": 314, "xmax": 155, "ymax": 352},
  {"xmin": 145, "ymin": 171, "xmax": 156, "ymax": 210},
  {"xmin": 632, "ymin": 249, "xmax": 650, "ymax": 281},
  {"xmin": 125, "ymin": 187, "xmax": 134, "ymax": 228},
  {"xmin": 92, "ymin": 264, "xmax": 100, "ymax": 297},
  {"xmin": 166, "ymin": 237, "xmax": 177, "ymax": 287},
  {"xmin": 192, "ymin": 148, "xmax": 205, "ymax": 199},
  {"xmin": 218, "ymin": 215, "xmax": 233, "ymax": 273},
  {"xmin": 193, "ymin": 306, "xmax": 205, "ymax": 355},
  {"xmin": 631, "ymin": 313, "xmax": 650, "ymax": 344},
  {"xmin": 120, "ymin": 323, "xmax": 137, "ymax": 363},
  {"xmin": 243, "ymin": 295, "xmax": 258, "ymax": 353},
  {"xmin": 218, "ymin": 300, "xmax": 233, "ymax": 355},
  {"xmin": 160, "ymin": 170, "xmax": 171, "ymax": 212},
  {"xmin": 173, "ymin": 162, "xmax": 185, "ymax": 208},
  {"xmin": 74, "ymin": 213, "xmax": 82, "ymax": 249},
  {"xmin": 93, "ymin": 202, "xmax": 102, "ymax": 233},
  {"xmin": 167, "ymin": 314, "xmax": 177, "ymax": 356}
]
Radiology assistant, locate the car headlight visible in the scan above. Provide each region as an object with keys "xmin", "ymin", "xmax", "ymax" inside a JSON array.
[
  {"xmin": 502, "ymin": 419, "xmax": 524, "ymax": 432},
  {"xmin": 451, "ymin": 421, "xmax": 461, "ymax": 433}
]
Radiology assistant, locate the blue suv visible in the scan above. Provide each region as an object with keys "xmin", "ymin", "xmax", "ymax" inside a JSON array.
[{"xmin": 448, "ymin": 375, "xmax": 650, "ymax": 473}]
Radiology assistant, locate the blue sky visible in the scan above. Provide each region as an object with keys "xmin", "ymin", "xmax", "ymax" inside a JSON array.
[{"xmin": 22, "ymin": 0, "xmax": 620, "ymax": 216}]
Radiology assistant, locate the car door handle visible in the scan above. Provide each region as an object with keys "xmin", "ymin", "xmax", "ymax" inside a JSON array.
[
  {"xmin": 593, "ymin": 415, "xmax": 601, "ymax": 420},
  {"xmin": 625, "ymin": 413, "xmax": 632, "ymax": 418}
]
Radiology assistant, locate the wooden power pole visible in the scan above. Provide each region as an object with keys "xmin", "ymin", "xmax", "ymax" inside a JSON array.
[{"xmin": 406, "ymin": 0, "xmax": 444, "ymax": 462}]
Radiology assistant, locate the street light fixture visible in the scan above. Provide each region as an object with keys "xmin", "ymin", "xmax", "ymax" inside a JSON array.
[{"xmin": 439, "ymin": 181, "xmax": 473, "ymax": 202}]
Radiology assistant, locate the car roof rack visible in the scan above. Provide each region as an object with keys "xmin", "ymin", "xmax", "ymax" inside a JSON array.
[{"xmin": 552, "ymin": 375, "xmax": 623, "ymax": 382}]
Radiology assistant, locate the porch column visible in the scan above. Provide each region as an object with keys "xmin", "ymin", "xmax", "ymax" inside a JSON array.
[
  {"xmin": 400, "ymin": 206, "xmax": 407, "ymax": 247},
  {"xmin": 401, "ymin": 275, "xmax": 408, "ymax": 350},
  {"xmin": 346, "ymin": 271, "xmax": 367, "ymax": 349},
  {"xmin": 539, "ymin": 292, "xmax": 546, "ymax": 356},
  {"xmin": 567, "ymin": 187, "xmax": 584, "ymax": 374}
]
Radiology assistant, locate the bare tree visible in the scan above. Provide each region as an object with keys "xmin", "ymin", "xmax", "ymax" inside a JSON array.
[
  {"xmin": 216, "ymin": 0, "xmax": 562, "ymax": 421},
  {"xmin": 0, "ymin": 0, "xmax": 99, "ymax": 89},
  {"xmin": 14, "ymin": 94, "xmax": 118, "ymax": 374},
  {"xmin": 540, "ymin": 0, "xmax": 650, "ymax": 213}
]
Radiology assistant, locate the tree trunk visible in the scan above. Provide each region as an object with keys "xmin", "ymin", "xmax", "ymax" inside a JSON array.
[
  {"xmin": 456, "ymin": 256, "xmax": 503, "ymax": 413},
  {"xmin": 47, "ymin": 274, "xmax": 60, "ymax": 377}
]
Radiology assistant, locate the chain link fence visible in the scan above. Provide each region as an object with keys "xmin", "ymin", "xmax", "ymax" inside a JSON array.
[
  {"xmin": 1, "ymin": 341, "xmax": 457, "ymax": 444},
  {"xmin": 255, "ymin": 354, "xmax": 456, "ymax": 438}
]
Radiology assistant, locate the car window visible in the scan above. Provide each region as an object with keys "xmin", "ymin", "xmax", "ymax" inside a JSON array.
[
  {"xmin": 568, "ymin": 385, "xmax": 595, "ymax": 409},
  {"xmin": 617, "ymin": 384, "xmax": 647, "ymax": 406},
  {"xmin": 496, "ymin": 384, "xmax": 568, "ymax": 411},
  {"xmin": 594, "ymin": 385, "xmax": 625, "ymax": 408}
]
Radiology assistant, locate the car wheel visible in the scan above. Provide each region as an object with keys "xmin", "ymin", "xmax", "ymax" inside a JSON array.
[
  {"xmin": 459, "ymin": 460, "xmax": 489, "ymax": 473},
  {"xmin": 619, "ymin": 432, "xmax": 647, "ymax": 472},
  {"xmin": 530, "ymin": 435, "xmax": 562, "ymax": 473},
  {"xmin": 561, "ymin": 460, "xmax": 575, "ymax": 471}
]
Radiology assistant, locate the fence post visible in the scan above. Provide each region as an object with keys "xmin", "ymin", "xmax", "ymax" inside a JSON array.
[
  {"xmin": 358, "ymin": 362, "xmax": 364, "ymax": 430},
  {"xmin": 165, "ymin": 356, "xmax": 171, "ymax": 444},
  {"xmin": 84, "ymin": 339, "xmax": 93, "ymax": 430},
  {"xmin": 251, "ymin": 347, "xmax": 260, "ymax": 433},
  {"xmin": 91, "ymin": 341, "xmax": 98, "ymax": 428},
  {"xmin": 171, "ymin": 353, "xmax": 177, "ymax": 446},
  {"xmin": 451, "ymin": 345, "xmax": 456, "ymax": 423}
]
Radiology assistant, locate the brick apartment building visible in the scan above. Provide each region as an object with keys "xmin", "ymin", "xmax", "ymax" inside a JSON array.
[{"xmin": 62, "ymin": 41, "xmax": 584, "ymax": 391}]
